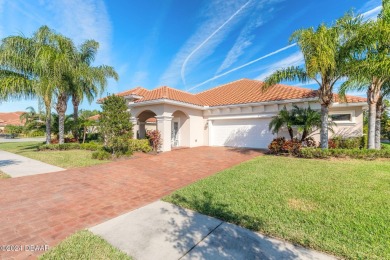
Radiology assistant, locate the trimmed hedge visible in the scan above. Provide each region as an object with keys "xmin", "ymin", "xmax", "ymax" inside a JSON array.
[
  {"xmin": 300, "ymin": 148, "xmax": 390, "ymax": 159},
  {"xmin": 38, "ymin": 143, "xmax": 81, "ymax": 151},
  {"xmin": 128, "ymin": 139, "xmax": 152, "ymax": 153},
  {"xmin": 80, "ymin": 142, "xmax": 103, "ymax": 151}
]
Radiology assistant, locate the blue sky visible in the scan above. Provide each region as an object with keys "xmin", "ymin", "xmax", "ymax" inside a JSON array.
[{"xmin": 0, "ymin": 0, "xmax": 382, "ymax": 112}]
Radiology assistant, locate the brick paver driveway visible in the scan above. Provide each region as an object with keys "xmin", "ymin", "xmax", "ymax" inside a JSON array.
[{"xmin": 0, "ymin": 147, "xmax": 262, "ymax": 259}]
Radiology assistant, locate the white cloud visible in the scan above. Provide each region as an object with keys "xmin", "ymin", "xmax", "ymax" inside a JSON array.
[
  {"xmin": 358, "ymin": 0, "xmax": 381, "ymax": 13},
  {"xmin": 43, "ymin": 0, "xmax": 113, "ymax": 65},
  {"xmin": 158, "ymin": 0, "xmax": 253, "ymax": 88},
  {"xmin": 215, "ymin": 1, "xmax": 273, "ymax": 74},
  {"xmin": 362, "ymin": 6, "xmax": 382, "ymax": 21},
  {"xmin": 256, "ymin": 51, "xmax": 304, "ymax": 80},
  {"xmin": 188, "ymin": 43, "xmax": 296, "ymax": 91}
]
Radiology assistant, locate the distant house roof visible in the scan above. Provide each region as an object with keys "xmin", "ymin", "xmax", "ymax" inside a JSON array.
[
  {"xmin": 107, "ymin": 78, "xmax": 366, "ymax": 107},
  {"xmin": 0, "ymin": 112, "xmax": 24, "ymax": 126},
  {"xmin": 88, "ymin": 114, "xmax": 100, "ymax": 121}
]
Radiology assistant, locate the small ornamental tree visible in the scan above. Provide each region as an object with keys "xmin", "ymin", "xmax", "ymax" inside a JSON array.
[
  {"xmin": 99, "ymin": 95, "xmax": 133, "ymax": 148},
  {"xmin": 146, "ymin": 130, "xmax": 162, "ymax": 152}
]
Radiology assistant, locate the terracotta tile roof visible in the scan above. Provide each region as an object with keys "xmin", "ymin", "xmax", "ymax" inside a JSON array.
[
  {"xmin": 117, "ymin": 86, "xmax": 204, "ymax": 106},
  {"xmin": 0, "ymin": 112, "xmax": 24, "ymax": 126},
  {"xmin": 110, "ymin": 78, "xmax": 366, "ymax": 107},
  {"xmin": 146, "ymin": 117, "xmax": 156, "ymax": 123},
  {"xmin": 88, "ymin": 114, "xmax": 100, "ymax": 121},
  {"xmin": 196, "ymin": 79, "xmax": 366, "ymax": 106}
]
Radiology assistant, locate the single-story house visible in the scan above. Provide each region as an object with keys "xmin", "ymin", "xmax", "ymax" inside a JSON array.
[
  {"xmin": 0, "ymin": 111, "xmax": 24, "ymax": 133},
  {"xmin": 113, "ymin": 78, "xmax": 366, "ymax": 152}
]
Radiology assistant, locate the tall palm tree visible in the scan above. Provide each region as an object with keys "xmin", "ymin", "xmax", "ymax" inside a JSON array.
[
  {"xmin": 0, "ymin": 26, "xmax": 73, "ymax": 144},
  {"xmin": 264, "ymin": 20, "xmax": 348, "ymax": 148},
  {"xmin": 339, "ymin": 5, "xmax": 390, "ymax": 149},
  {"xmin": 69, "ymin": 40, "xmax": 118, "ymax": 139}
]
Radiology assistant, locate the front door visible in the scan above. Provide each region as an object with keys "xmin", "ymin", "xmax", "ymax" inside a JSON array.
[{"xmin": 171, "ymin": 120, "xmax": 179, "ymax": 147}]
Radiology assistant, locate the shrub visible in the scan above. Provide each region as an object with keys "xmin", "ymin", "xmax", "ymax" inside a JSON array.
[
  {"xmin": 268, "ymin": 137, "xmax": 286, "ymax": 154},
  {"xmin": 80, "ymin": 142, "xmax": 103, "ymax": 151},
  {"xmin": 300, "ymin": 148, "xmax": 390, "ymax": 159},
  {"xmin": 4, "ymin": 125, "xmax": 23, "ymax": 137},
  {"xmin": 329, "ymin": 136, "xmax": 365, "ymax": 149},
  {"xmin": 147, "ymin": 130, "xmax": 162, "ymax": 152},
  {"xmin": 91, "ymin": 150, "xmax": 112, "ymax": 160},
  {"xmin": 282, "ymin": 139, "xmax": 301, "ymax": 156},
  {"xmin": 128, "ymin": 139, "xmax": 152, "ymax": 153},
  {"xmin": 301, "ymin": 137, "xmax": 317, "ymax": 148},
  {"xmin": 268, "ymin": 137, "xmax": 302, "ymax": 155},
  {"xmin": 38, "ymin": 143, "xmax": 81, "ymax": 151}
]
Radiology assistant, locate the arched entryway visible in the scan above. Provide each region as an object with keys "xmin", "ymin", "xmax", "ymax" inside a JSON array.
[
  {"xmin": 171, "ymin": 110, "xmax": 190, "ymax": 148},
  {"xmin": 137, "ymin": 110, "xmax": 157, "ymax": 139}
]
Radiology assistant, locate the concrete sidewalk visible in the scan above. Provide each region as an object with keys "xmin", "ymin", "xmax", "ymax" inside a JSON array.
[
  {"xmin": 0, "ymin": 150, "xmax": 64, "ymax": 177},
  {"xmin": 0, "ymin": 137, "xmax": 45, "ymax": 143},
  {"xmin": 90, "ymin": 201, "xmax": 335, "ymax": 260}
]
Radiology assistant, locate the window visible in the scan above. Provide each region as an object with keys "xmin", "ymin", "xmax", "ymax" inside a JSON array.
[{"xmin": 330, "ymin": 114, "xmax": 351, "ymax": 122}]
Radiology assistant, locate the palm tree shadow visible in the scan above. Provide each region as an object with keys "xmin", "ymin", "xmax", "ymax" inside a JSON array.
[{"xmin": 162, "ymin": 192, "xmax": 312, "ymax": 259}]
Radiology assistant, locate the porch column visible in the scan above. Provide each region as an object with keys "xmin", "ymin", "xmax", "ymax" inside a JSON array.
[
  {"xmin": 155, "ymin": 115, "xmax": 173, "ymax": 152},
  {"xmin": 139, "ymin": 122, "xmax": 146, "ymax": 138},
  {"xmin": 130, "ymin": 117, "xmax": 138, "ymax": 139},
  {"xmin": 207, "ymin": 119, "xmax": 213, "ymax": 146}
]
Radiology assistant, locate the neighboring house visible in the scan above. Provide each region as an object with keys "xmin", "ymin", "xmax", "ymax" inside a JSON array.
[
  {"xmin": 109, "ymin": 78, "xmax": 366, "ymax": 152},
  {"xmin": 0, "ymin": 111, "xmax": 24, "ymax": 133}
]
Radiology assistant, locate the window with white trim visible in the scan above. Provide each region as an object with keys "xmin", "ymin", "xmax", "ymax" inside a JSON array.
[{"xmin": 330, "ymin": 113, "xmax": 352, "ymax": 122}]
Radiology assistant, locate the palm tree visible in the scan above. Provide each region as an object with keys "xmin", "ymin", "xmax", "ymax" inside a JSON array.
[
  {"xmin": 264, "ymin": 19, "xmax": 348, "ymax": 149},
  {"xmin": 269, "ymin": 107, "xmax": 295, "ymax": 140},
  {"xmin": 69, "ymin": 40, "xmax": 118, "ymax": 140},
  {"xmin": 293, "ymin": 105, "xmax": 323, "ymax": 141},
  {"xmin": 338, "ymin": 6, "xmax": 390, "ymax": 149},
  {"xmin": 0, "ymin": 26, "xmax": 73, "ymax": 144}
]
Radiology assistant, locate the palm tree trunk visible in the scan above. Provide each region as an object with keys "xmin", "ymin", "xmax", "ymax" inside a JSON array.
[
  {"xmin": 45, "ymin": 105, "xmax": 51, "ymax": 145},
  {"xmin": 56, "ymin": 92, "xmax": 68, "ymax": 144},
  {"xmin": 288, "ymin": 127, "xmax": 294, "ymax": 140},
  {"xmin": 368, "ymin": 102, "xmax": 376, "ymax": 149},
  {"xmin": 367, "ymin": 82, "xmax": 381, "ymax": 150},
  {"xmin": 82, "ymin": 126, "xmax": 86, "ymax": 143},
  {"xmin": 375, "ymin": 99, "xmax": 383, "ymax": 150},
  {"xmin": 301, "ymin": 129, "xmax": 308, "ymax": 142},
  {"xmin": 72, "ymin": 94, "xmax": 80, "ymax": 140},
  {"xmin": 320, "ymin": 104, "xmax": 329, "ymax": 149}
]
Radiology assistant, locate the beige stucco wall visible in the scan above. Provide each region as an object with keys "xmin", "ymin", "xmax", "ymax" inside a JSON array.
[
  {"xmin": 129, "ymin": 103, "xmax": 204, "ymax": 148},
  {"xmin": 129, "ymin": 100, "xmax": 366, "ymax": 150},
  {"xmin": 277, "ymin": 104, "xmax": 364, "ymax": 143}
]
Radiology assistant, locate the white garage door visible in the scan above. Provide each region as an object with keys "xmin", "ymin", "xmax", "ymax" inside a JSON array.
[{"xmin": 210, "ymin": 118, "xmax": 274, "ymax": 149}]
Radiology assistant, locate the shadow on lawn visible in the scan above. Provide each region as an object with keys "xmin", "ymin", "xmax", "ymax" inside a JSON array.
[{"xmin": 163, "ymin": 192, "xmax": 309, "ymax": 259}]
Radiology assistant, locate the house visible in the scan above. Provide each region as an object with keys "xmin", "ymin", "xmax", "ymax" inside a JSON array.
[
  {"xmin": 0, "ymin": 111, "xmax": 24, "ymax": 133},
  {"xmin": 112, "ymin": 78, "xmax": 366, "ymax": 152}
]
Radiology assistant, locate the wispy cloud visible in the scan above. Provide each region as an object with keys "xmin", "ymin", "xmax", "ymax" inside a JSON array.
[
  {"xmin": 256, "ymin": 51, "xmax": 304, "ymax": 80},
  {"xmin": 216, "ymin": 4, "xmax": 266, "ymax": 74},
  {"xmin": 158, "ymin": 0, "xmax": 253, "ymax": 88},
  {"xmin": 42, "ymin": 0, "xmax": 113, "ymax": 64},
  {"xmin": 361, "ymin": 6, "xmax": 382, "ymax": 20},
  {"xmin": 180, "ymin": 0, "xmax": 252, "ymax": 86},
  {"xmin": 0, "ymin": 0, "xmax": 113, "ymax": 65},
  {"xmin": 187, "ymin": 43, "xmax": 296, "ymax": 91}
]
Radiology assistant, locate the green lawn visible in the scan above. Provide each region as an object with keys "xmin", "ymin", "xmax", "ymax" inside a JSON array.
[
  {"xmin": 382, "ymin": 142, "xmax": 390, "ymax": 149},
  {"xmin": 0, "ymin": 142, "xmax": 108, "ymax": 169},
  {"xmin": 164, "ymin": 156, "xmax": 390, "ymax": 259},
  {"xmin": 39, "ymin": 230, "xmax": 131, "ymax": 260}
]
